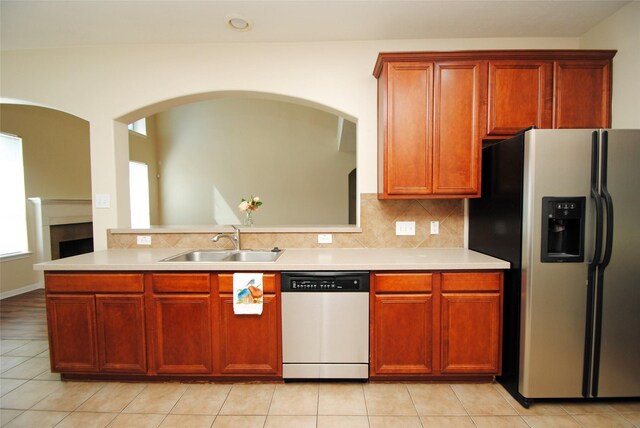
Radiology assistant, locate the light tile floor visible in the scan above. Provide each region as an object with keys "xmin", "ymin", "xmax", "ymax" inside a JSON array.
[{"xmin": 1, "ymin": 340, "xmax": 639, "ymax": 427}]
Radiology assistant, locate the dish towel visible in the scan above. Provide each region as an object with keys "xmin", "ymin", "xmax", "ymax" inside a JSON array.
[{"xmin": 233, "ymin": 273, "xmax": 264, "ymax": 315}]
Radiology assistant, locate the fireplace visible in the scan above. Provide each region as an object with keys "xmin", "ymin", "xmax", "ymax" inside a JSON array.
[
  {"xmin": 29, "ymin": 198, "xmax": 93, "ymax": 262},
  {"xmin": 49, "ymin": 222, "xmax": 94, "ymax": 260}
]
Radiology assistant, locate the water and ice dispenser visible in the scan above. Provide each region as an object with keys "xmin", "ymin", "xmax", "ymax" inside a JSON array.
[{"xmin": 541, "ymin": 197, "xmax": 586, "ymax": 262}]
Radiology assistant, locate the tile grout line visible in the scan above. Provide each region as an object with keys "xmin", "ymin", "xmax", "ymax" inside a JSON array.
[
  {"xmin": 263, "ymin": 383, "xmax": 276, "ymax": 427},
  {"xmin": 361, "ymin": 383, "xmax": 372, "ymax": 428}
]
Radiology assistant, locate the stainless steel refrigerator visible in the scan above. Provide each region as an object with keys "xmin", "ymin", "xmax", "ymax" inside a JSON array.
[{"xmin": 469, "ymin": 128, "xmax": 640, "ymax": 407}]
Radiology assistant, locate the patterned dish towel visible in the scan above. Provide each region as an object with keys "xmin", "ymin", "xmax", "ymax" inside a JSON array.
[{"xmin": 233, "ymin": 273, "xmax": 264, "ymax": 315}]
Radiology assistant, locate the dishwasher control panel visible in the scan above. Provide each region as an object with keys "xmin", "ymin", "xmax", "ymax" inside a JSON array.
[{"xmin": 281, "ymin": 272, "xmax": 370, "ymax": 292}]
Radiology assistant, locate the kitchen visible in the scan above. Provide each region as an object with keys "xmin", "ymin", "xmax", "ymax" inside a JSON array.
[{"xmin": 2, "ymin": 1, "xmax": 640, "ymax": 427}]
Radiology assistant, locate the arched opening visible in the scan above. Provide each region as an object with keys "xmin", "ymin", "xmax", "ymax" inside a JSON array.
[{"xmin": 120, "ymin": 91, "xmax": 358, "ymax": 227}]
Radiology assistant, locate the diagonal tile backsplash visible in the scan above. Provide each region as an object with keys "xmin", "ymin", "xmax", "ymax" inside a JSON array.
[{"xmin": 108, "ymin": 193, "xmax": 464, "ymax": 249}]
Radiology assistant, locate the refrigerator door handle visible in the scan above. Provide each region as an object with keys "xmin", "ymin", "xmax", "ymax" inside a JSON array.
[
  {"xmin": 591, "ymin": 130, "xmax": 615, "ymax": 398},
  {"xmin": 600, "ymin": 130, "xmax": 615, "ymax": 271},
  {"xmin": 589, "ymin": 131, "xmax": 605, "ymax": 269},
  {"xmin": 583, "ymin": 130, "xmax": 604, "ymax": 397}
]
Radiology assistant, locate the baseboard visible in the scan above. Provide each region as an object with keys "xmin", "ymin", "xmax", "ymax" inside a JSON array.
[{"xmin": 0, "ymin": 282, "xmax": 44, "ymax": 300}]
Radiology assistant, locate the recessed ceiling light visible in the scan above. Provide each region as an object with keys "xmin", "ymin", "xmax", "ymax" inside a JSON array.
[{"xmin": 227, "ymin": 16, "xmax": 252, "ymax": 32}]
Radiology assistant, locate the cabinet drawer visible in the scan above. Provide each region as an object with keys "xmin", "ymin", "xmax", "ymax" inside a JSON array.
[
  {"xmin": 441, "ymin": 272, "xmax": 502, "ymax": 292},
  {"xmin": 218, "ymin": 273, "xmax": 277, "ymax": 294},
  {"xmin": 46, "ymin": 273, "xmax": 144, "ymax": 293},
  {"xmin": 373, "ymin": 273, "xmax": 433, "ymax": 293},
  {"xmin": 152, "ymin": 273, "xmax": 210, "ymax": 293}
]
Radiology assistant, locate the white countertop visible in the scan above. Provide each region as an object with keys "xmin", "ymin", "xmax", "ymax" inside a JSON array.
[{"xmin": 35, "ymin": 248, "xmax": 509, "ymax": 271}]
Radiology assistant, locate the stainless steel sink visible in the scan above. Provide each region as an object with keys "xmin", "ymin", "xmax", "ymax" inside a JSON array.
[
  {"xmin": 224, "ymin": 251, "xmax": 283, "ymax": 262},
  {"xmin": 161, "ymin": 249, "xmax": 283, "ymax": 263},
  {"xmin": 161, "ymin": 250, "xmax": 235, "ymax": 262}
]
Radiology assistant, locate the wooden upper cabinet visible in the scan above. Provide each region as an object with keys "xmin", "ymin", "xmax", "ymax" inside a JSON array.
[
  {"xmin": 554, "ymin": 60, "xmax": 612, "ymax": 129},
  {"xmin": 433, "ymin": 61, "xmax": 484, "ymax": 196},
  {"xmin": 380, "ymin": 61, "xmax": 433, "ymax": 197},
  {"xmin": 377, "ymin": 59, "xmax": 482, "ymax": 198},
  {"xmin": 487, "ymin": 61, "xmax": 553, "ymax": 135},
  {"xmin": 374, "ymin": 50, "xmax": 614, "ymax": 199}
]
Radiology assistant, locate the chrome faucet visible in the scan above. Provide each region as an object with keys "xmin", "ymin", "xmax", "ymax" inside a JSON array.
[{"xmin": 211, "ymin": 225, "xmax": 241, "ymax": 251}]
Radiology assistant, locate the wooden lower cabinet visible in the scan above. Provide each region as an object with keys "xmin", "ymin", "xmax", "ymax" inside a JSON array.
[
  {"xmin": 47, "ymin": 293, "xmax": 147, "ymax": 374},
  {"xmin": 45, "ymin": 271, "xmax": 282, "ymax": 380},
  {"xmin": 46, "ymin": 270, "xmax": 501, "ymax": 381},
  {"xmin": 370, "ymin": 271, "xmax": 503, "ymax": 379},
  {"xmin": 96, "ymin": 295, "xmax": 146, "ymax": 373},
  {"xmin": 150, "ymin": 295, "xmax": 212, "ymax": 374},
  {"xmin": 440, "ymin": 293, "xmax": 501, "ymax": 373},
  {"xmin": 440, "ymin": 272, "xmax": 503, "ymax": 374},
  {"xmin": 47, "ymin": 294, "xmax": 99, "ymax": 372},
  {"xmin": 372, "ymin": 294, "xmax": 433, "ymax": 375},
  {"xmin": 218, "ymin": 294, "xmax": 281, "ymax": 375}
]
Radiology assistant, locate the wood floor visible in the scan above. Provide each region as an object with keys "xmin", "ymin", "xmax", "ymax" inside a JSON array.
[{"xmin": 0, "ymin": 289, "xmax": 48, "ymax": 340}]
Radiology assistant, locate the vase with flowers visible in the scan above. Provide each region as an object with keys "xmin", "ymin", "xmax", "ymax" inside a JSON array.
[{"xmin": 238, "ymin": 196, "xmax": 262, "ymax": 226}]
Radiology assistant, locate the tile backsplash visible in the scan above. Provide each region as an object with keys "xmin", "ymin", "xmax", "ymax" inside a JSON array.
[{"xmin": 108, "ymin": 194, "xmax": 464, "ymax": 249}]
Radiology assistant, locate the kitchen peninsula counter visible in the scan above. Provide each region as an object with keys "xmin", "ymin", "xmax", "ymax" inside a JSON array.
[
  {"xmin": 38, "ymin": 247, "xmax": 508, "ymax": 381},
  {"xmin": 35, "ymin": 247, "xmax": 509, "ymax": 271}
]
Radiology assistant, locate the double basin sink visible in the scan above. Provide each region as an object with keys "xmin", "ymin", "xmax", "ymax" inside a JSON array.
[{"xmin": 161, "ymin": 248, "xmax": 284, "ymax": 263}]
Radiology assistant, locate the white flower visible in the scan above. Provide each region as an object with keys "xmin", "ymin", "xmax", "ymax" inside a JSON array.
[
  {"xmin": 253, "ymin": 196, "xmax": 260, "ymax": 202},
  {"xmin": 238, "ymin": 201, "xmax": 250, "ymax": 211}
]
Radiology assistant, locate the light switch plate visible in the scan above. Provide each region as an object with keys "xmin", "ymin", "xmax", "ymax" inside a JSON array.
[
  {"xmin": 95, "ymin": 193, "xmax": 111, "ymax": 209},
  {"xmin": 430, "ymin": 221, "xmax": 440, "ymax": 235},
  {"xmin": 137, "ymin": 236, "xmax": 152, "ymax": 245},
  {"xmin": 318, "ymin": 234, "xmax": 333, "ymax": 244},
  {"xmin": 396, "ymin": 221, "xmax": 416, "ymax": 236}
]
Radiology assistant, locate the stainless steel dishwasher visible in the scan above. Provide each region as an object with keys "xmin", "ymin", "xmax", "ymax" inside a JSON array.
[{"xmin": 281, "ymin": 271, "xmax": 370, "ymax": 380}]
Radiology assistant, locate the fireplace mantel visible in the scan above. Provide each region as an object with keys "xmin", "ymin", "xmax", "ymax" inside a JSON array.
[{"xmin": 29, "ymin": 198, "xmax": 92, "ymax": 264}]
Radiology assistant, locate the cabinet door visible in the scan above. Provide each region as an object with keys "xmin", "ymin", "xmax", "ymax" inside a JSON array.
[
  {"xmin": 433, "ymin": 61, "xmax": 484, "ymax": 196},
  {"xmin": 372, "ymin": 294, "xmax": 433, "ymax": 375},
  {"xmin": 218, "ymin": 294, "xmax": 281, "ymax": 375},
  {"xmin": 382, "ymin": 61, "xmax": 433, "ymax": 197},
  {"xmin": 96, "ymin": 295, "xmax": 147, "ymax": 373},
  {"xmin": 554, "ymin": 60, "xmax": 611, "ymax": 129},
  {"xmin": 151, "ymin": 295, "xmax": 212, "ymax": 374},
  {"xmin": 440, "ymin": 292, "xmax": 501, "ymax": 374},
  {"xmin": 46, "ymin": 295, "xmax": 98, "ymax": 372},
  {"xmin": 487, "ymin": 61, "xmax": 553, "ymax": 135}
]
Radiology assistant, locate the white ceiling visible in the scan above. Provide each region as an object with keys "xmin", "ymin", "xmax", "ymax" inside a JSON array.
[{"xmin": 0, "ymin": 0, "xmax": 632, "ymax": 51}]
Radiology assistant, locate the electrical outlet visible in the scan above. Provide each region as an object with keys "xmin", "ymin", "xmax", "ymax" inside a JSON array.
[
  {"xmin": 430, "ymin": 221, "xmax": 440, "ymax": 235},
  {"xmin": 318, "ymin": 234, "xmax": 333, "ymax": 244},
  {"xmin": 396, "ymin": 221, "xmax": 416, "ymax": 236},
  {"xmin": 95, "ymin": 193, "xmax": 111, "ymax": 209},
  {"xmin": 137, "ymin": 236, "xmax": 152, "ymax": 245}
]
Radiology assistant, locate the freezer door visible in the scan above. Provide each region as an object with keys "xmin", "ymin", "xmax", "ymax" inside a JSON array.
[
  {"xmin": 594, "ymin": 129, "xmax": 640, "ymax": 397},
  {"xmin": 519, "ymin": 129, "xmax": 595, "ymax": 398}
]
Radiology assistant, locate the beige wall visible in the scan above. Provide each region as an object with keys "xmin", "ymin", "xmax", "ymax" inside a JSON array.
[
  {"xmin": 580, "ymin": 1, "xmax": 640, "ymax": 128},
  {"xmin": 0, "ymin": 104, "xmax": 90, "ymax": 296},
  {"xmin": 154, "ymin": 98, "xmax": 355, "ymax": 226},
  {"xmin": 1, "ymin": 37, "xmax": 583, "ymax": 249},
  {"xmin": 2, "ymin": 12, "xmax": 638, "ymax": 254},
  {"xmin": 0, "ymin": 105, "xmax": 91, "ymax": 198}
]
